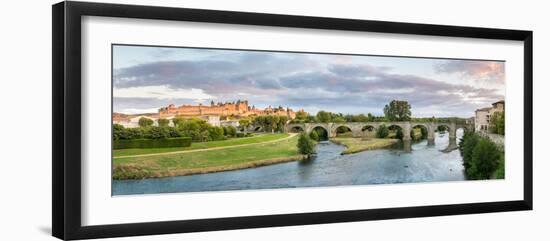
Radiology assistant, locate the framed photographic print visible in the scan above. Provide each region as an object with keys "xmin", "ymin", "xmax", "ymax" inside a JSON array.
[{"xmin": 52, "ymin": 1, "xmax": 533, "ymax": 240}]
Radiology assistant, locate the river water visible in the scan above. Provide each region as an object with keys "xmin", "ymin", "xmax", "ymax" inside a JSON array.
[{"xmin": 113, "ymin": 130, "xmax": 465, "ymax": 195}]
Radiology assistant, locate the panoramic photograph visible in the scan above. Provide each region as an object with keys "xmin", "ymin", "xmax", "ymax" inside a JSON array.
[{"xmin": 111, "ymin": 45, "xmax": 506, "ymax": 195}]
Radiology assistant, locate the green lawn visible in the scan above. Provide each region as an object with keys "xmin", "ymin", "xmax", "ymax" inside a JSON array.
[
  {"xmin": 113, "ymin": 135, "xmax": 303, "ymax": 179},
  {"xmin": 113, "ymin": 133, "xmax": 289, "ymax": 157},
  {"xmin": 331, "ymin": 137, "xmax": 399, "ymax": 155}
]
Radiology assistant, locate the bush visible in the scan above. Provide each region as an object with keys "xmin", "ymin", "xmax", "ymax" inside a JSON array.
[
  {"xmin": 236, "ymin": 132, "xmax": 245, "ymax": 138},
  {"xmin": 459, "ymin": 131, "xmax": 480, "ymax": 169},
  {"xmin": 309, "ymin": 130, "xmax": 320, "ymax": 141},
  {"xmin": 138, "ymin": 117, "xmax": 154, "ymax": 127},
  {"xmin": 223, "ymin": 125, "xmax": 237, "ymax": 137},
  {"xmin": 376, "ymin": 125, "xmax": 389, "ymax": 138},
  {"xmin": 490, "ymin": 111, "xmax": 505, "ymax": 135},
  {"xmin": 112, "ymin": 165, "xmax": 152, "ymax": 180},
  {"xmin": 157, "ymin": 118, "xmax": 169, "ymax": 127},
  {"xmin": 208, "ymin": 126, "xmax": 225, "ymax": 141},
  {"xmin": 494, "ymin": 153, "xmax": 505, "ymax": 179},
  {"xmin": 297, "ymin": 133, "xmax": 316, "ymax": 156},
  {"xmin": 113, "ymin": 137, "xmax": 192, "ymax": 149},
  {"xmin": 467, "ymin": 138, "xmax": 500, "ymax": 179},
  {"xmin": 143, "ymin": 126, "xmax": 171, "ymax": 139},
  {"xmin": 113, "ymin": 124, "xmax": 125, "ymax": 140}
]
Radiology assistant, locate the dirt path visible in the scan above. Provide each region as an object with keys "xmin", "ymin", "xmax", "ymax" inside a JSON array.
[{"xmin": 114, "ymin": 133, "xmax": 298, "ymax": 159}]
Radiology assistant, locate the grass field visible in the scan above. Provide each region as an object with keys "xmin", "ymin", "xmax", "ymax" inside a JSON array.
[
  {"xmin": 330, "ymin": 137, "xmax": 399, "ymax": 155},
  {"xmin": 113, "ymin": 133, "xmax": 289, "ymax": 157},
  {"xmin": 113, "ymin": 134, "xmax": 303, "ymax": 179}
]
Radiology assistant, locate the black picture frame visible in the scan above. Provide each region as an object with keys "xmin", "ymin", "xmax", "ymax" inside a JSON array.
[{"xmin": 52, "ymin": 1, "xmax": 533, "ymax": 240}]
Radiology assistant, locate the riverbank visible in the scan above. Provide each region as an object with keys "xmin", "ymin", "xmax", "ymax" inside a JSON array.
[
  {"xmin": 330, "ymin": 137, "xmax": 399, "ymax": 155},
  {"xmin": 113, "ymin": 155, "xmax": 305, "ymax": 179},
  {"xmin": 113, "ymin": 134, "xmax": 303, "ymax": 180},
  {"xmin": 113, "ymin": 133, "xmax": 289, "ymax": 157}
]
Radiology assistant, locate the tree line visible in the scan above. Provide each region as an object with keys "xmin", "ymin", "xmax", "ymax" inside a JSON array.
[
  {"xmin": 114, "ymin": 117, "xmax": 245, "ymax": 142},
  {"xmin": 289, "ymin": 100, "xmax": 469, "ymax": 124}
]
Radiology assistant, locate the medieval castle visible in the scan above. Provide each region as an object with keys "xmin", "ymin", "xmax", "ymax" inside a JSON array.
[{"xmin": 158, "ymin": 100, "xmax": 298, "ymax": 119}]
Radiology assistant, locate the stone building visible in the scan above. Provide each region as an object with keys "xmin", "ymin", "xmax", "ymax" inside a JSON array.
[
  {"xmin": 158, "ymin": 100, "xmax": 297, "ymax": 119},
  {"xmin": 475, "ymin": 100, "xmax": 504, "ymax": 132}
]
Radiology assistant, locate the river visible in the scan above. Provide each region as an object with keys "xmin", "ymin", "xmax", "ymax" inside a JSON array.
[{"xmin": 112, "ymin": 130, "xmax": 465, "ymax": 195}]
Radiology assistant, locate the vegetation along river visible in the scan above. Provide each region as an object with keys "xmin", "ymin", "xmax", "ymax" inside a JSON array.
[{"xmin": 112, "ymin": 130, "xmax": 465, "ymax": 195}]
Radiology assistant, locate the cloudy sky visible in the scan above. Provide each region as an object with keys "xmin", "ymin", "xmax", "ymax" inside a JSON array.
[{"xmin": 113, "ymin": 45, "xmax": 505, "ymax": 117}]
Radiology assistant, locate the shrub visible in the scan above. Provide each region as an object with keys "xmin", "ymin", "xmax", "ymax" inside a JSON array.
[
  {"xmin": 157, "ymin": 118, "xmax": 169, "ymax": 127},
  {"xmin": 459, "ymin": 131, "xmax": 480, "ymax": 169},
  {"xmin": 376, "ymin": 125, "xmax": 389, "ymax": 138},
  {"xmin": 143, "ymin": 126, "xmax": 171, "ymax": 139},
  {"xmin": 236, "ymin": 132, "xmax": 245, "ymax": 138},
  {"xmin": 208, "ymin": 126, "xmax": 225, "ymax": 141},
  {"xmin": 494, "ymin": 153, "xmax": 505, "ymax": 179},
  {"xmin": 138, "ymin": 117, "xmax": 154, "ymax": 127},
  {"xmin": 297, "ymin": 133, "xmax": 316, "ymax": 156},
  {"xmin": 490, "ymin": 111, "xmax": 505, "ymax": 135},
  {"xmin": 466, "ymin": 138, "xmax": 500, "ymax": 180},
  {"xmin": 309, "ymin": 130, "xmax": 320, "ymax": 141},
  {"xmin": 223, "ymin": 125, "xmax": 237, "ymax": 137},
  {"xmin": 113, "ymin": 137, "xmax": 192, "ymax": 149},
  {"xmin": 112, "ymin": 165, "xmax": 152, "ymax": 180}
]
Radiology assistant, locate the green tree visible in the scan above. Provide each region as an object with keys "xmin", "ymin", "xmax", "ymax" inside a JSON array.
[
  {"xmin": 309, "ymin": 130, "xmax": 320, "ymax": 141},
  {"xmin": 467, "ymin": 138, "xmax": 500, "ymax": 179},
  {"xmin": 376, "ymin": 124, "xmax": 389, "ymax": 138},
  {"xmin": 157, "ymin": 118, "xmax": 169, "ymax": 127},
  {"xmin": 208, "ymin": 126, "xmax": 225, "ymax": 141},
  {"xmin": 353, "ymin": 114, "xmax": 369, "ymax": 122},
  {"xmin": 238, "ymin": 118, "xmax": 251, "ymax": 131},
  {"xmin": 144, "ymin": 126, "xmax": 170, "ymax": 139},
  {"xmin": 367, "ymin": 113, "xmax": 374, "ymax": 121},
  {"xmin": 138, "ymin": 117, "xmax": 154, "ymax": 128},
  {"xmin": 172, "ymin": 117, "xmax": 185, "ymax": 127},
  {"xmin": 178, "ymin": 118, "xmax": 210, "ymax": 141},
  {"xmin": 113, "ymin": 124, "xmax": 125, "ymax": 140},
  {"xmin": 383, "ymin": 100, "xmax": 412, "ymax": 121},
  {"xmin": 223, "ymin": 125, "xmax": 237, "ymax": 137},
  {"xmin": 489, "ymin": 111, "xmax": 505, "ymax": 135},
  {"xmin": 459, "ymin": 130, "xmax": 480, "ymax": 169},
  {"xmin": 295, "ymin": 111, "xmax": 308, "ymax": 120},
  {"xmin": 332, "ymin": 116, "xmax": 346, "ymax": 123},
  {"xmin": 297, "ymin": 133, "xmax": 316, "ymax": 157},
  {"xmin": 316, "ymin": 111, "xmax": 332, "ymax": 123}
]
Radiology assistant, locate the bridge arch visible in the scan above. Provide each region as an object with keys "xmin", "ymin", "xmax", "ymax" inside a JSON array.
[
  {"xmin": 361, "ymin": 125, "xmax": 376, "ymax": 138},
  {"xmin": 333, "ymin": 124, "xmax": 353, "ymax": 137},
  {"xmin": 310, "ymin": 125, "xmax": 329, "ymax": 141},
  {"xmin": 411, "ymin": 124, "xmax": 429, "ymax": 141},
  {"xmin": 289, "ymin": 126, "xmax": 304, "ymax": 133}
]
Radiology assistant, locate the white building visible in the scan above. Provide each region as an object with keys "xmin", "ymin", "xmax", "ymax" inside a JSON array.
[
  {"xmin": 475, "ymin": 100, "xmax": 504, "ymax": 132},
  {"xmin": 220, "ymin": 120, "xmax": 240, "ymax": 128}
]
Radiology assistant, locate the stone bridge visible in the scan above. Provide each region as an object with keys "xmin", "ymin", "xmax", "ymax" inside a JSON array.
[{"xmin": 284, "ymin": 121, "xmax": 473, "ymax": 151}]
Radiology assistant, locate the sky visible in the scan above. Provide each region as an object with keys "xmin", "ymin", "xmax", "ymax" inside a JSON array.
[{"xmin": 112, "ymin": 45, "xmax": 505, "ymax": 118}]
